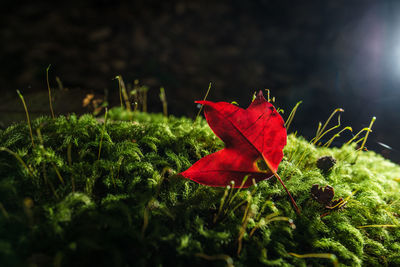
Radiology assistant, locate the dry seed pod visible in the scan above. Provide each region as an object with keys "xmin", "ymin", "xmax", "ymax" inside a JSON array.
[
  {"xmin": 311, "ymin": 184, "xmax": 335, "ymax": 205},
  {"xmin": 317, "ymin": 156, "xmax": 336, "ymax": 172}
]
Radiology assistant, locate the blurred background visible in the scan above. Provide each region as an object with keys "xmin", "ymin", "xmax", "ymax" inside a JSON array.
[{"xmin": 1, "ymin": 0, "xmax": 400, "ymax": 163}]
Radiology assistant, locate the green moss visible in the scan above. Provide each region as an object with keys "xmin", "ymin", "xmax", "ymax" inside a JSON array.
[{"xmin": 0, "ymin": 108, "xmax": 399, "ymax": 266}]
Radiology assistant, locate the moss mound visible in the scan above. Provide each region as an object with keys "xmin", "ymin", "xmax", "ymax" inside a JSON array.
[{"xmin": 0, "ymin": 108, "xmax": 399, "ymax": 266}]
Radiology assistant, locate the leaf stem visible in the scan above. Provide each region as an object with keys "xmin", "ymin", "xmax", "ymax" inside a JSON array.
[{"xmin": 272, "ymin": 170, "xmax": 300, "ymax": 214}]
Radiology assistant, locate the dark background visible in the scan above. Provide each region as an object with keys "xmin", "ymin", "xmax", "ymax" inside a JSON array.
[{"xmin": 1, "ymin": 0, "xmax": 400, "ymax": 163}]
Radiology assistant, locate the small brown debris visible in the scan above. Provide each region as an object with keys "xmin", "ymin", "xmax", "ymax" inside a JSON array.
[
  {"xmin": 317, "ymin": 155, "xmax": 336, "ymax": 172},
  {"xmin": 82, "ymin": 94, "xmax": 94, "ymax": 107},
  {"xmin": 311, "ymin": 184, "xmax": 334, "ymax": 205},
  {"xmin": 311, "ymin": 184, "xmax": 347, "ymax": 212}
]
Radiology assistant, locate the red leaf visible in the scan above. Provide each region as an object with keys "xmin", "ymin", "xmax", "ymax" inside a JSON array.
[{"xmin": 180, "ymin": 91, "xmax": 300, "ymax": 213}]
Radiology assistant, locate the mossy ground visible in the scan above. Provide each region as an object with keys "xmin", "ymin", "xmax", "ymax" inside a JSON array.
[{"xmin": 0, "ymin": 107, "xmax": 399, "ymax": 266}]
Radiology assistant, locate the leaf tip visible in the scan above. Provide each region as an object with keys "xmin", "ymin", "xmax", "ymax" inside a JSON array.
[{"xmin": 257, "ymin": 90, "xmax": 264, "ymax": 99}]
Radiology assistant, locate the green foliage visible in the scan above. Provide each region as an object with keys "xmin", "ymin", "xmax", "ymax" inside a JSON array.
[{"xmin": 0, "ymin": 109, "xmax": 399, "ymax": 266}]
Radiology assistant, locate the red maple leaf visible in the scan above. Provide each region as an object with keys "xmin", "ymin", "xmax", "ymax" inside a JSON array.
[{"xmin": 180, "ymin": 91, "xmax": 300, "ymax": 213}]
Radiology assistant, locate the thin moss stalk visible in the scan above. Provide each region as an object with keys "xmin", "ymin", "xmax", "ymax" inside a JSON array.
[
  {"xmin": 359, "ymin": 116, "xmax": 376, "ymax": 151},
  {"xmin": 16, "ymin": 90, "xmax": 35, "ymax": 147},
  {"xmin": 285, "ymin": 100, "xmax": 302, "ymax": 132},
  {"xmin": 312, "ymin": 108, "xmax": 344, "ymax": 145},
  {"xmin": 46, "ymin": 64, "xmax": 55, "ymax": 119},
  {"xmin": 213, "ymin": 184, "xmax": 230, "ymax": 223},
  {"xmin": 116, "ymin": 76, "xmax": 131, "ymax": 111},
  {"xmin": 195, "ymin": 82, "xmax": 212, "ymax": 123},
  {"xmin": 0, "ymin": 147, "xmax": 34, "ymax": 178},
  {"xmin": 289, "ymin": 252, "xmax": 339, "ymax": 267},
  {"xmin": 97, "ymin": 108, "xmax": 108, "ymax": 160},
  {"xmin": 37, "ymin": 128, "xmax": 65, "ymax": 185},
  {"xmin": 159, "ymin": 87, "xmax": 168, "ymax": 117},
  {"xmin": 141, "ymin": 84, "xmax": 149, "ymax": 113},
  {"xmin": 323, "ymin": 126, "xmax": 353, "ymax": 147}
]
